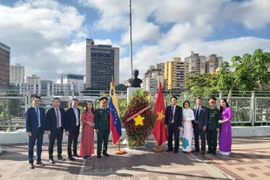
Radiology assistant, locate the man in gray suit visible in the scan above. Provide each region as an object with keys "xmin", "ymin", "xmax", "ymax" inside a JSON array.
[{"xmin": 193, "ymin": 97, "xmax": 208, "ymax": 155}]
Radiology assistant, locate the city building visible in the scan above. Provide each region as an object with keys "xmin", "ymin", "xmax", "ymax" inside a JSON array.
[
  {"xmin": 143, "ymin": 65, "xmax": 164, "ymax": 95},
  {"xmin": 86, "ymin": 39, "xmax": 119, "ymax": 90},
  {"xmin": 52, "ymin": 83, "xmax": 75, "ymax": 96},
  {"xmin": 20, "ymin": 83, "xmax": 41, "ymax": 96},
  {"xmin": 207, "ymin": 54, "xmax": 223, "ymax": 73},
  {"xmin": 0, "ymin": 42, "xmax": 10, "ymax": 90},
  {"xmin": 26, "ymin": 74, "xmax": 41, "ymax": 84},
  {"xmin": 40, "ymin": 80, "xmax": 53, "ymax": 96},
  {"xmin": 185, "ymin": 51, "xmax": 223, "ymax": 74},
  {"xmin": 10, "ymin": 64, "xmax": 25, "ymax": 84},
  {"xmin": 185, "ymin": 51, "xmax": 201, "ymax": 74},
  {"xmin": 164, "ymin": 57, "xmax": 187, "ymax": 90},
  {"xmin": 57, "ymin": 73, "xmax": 85, "ymax": 93}
]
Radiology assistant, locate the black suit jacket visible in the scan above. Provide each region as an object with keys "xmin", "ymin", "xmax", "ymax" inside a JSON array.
[
  {"xmin": 45, "ymin": 107, "xmax": 65, "ymax": 133},
  {"xmin": 165, "ymin": 105, "xmax": 183, "ymax": 128},
  {"xmin": 193, "ymin": 106, "xmax": 208, "ymax": 129},
  {"xmin": 25, "ymin": 107, "xmax": 46, "ymax": 133},
  {"xmin": 64, "ymin": 107, "xmax": 80, "ymax": 132}
]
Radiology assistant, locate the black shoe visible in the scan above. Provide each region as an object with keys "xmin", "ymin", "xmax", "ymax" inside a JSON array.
[
  {"xmin": 212, "ymin": 151, "xmax": 216, "ymax": 155},
  {"xmin": 68, "ymin": 157, "xmax": 76, "ymax": 161},
  {"xmin": 49, "ymin": 159, "xmax": 55, "ymax": 164},
  {"xmin": 58, "ymin": 156, "xmax": 65, "ymax": 161},
  {"xmin": 29, "ymin": 163, "xmax": 35, "ymax": 169},
  {"xmin": 73, "ymin": 154, "xmax": 81, "ymax": 157},
  {"xmin": 36, "ymin": 161, "xmax": 45, "ymax": 166},
  {"xmin": 207, "ymin": 151, "xmax": 213, "ymax": 154},
  {"xmin": 166, "ymin": 149, "xmax": 173, "ymax": 152},
  {"xmin": 174, "ymin": 150, "xmax": 178, "ymax": 153},
  {"xmin": 97, "ymin": 155, "xmax": 101, "ymax": 158},
  {"xmin": 103, "ymin": 152, "xmax": 110, "ymax": 156}
]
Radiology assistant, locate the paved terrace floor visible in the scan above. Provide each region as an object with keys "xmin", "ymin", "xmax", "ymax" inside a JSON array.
[{"xmin": 0, "ymin": 137, "xmax": 269, "ymax": 180}]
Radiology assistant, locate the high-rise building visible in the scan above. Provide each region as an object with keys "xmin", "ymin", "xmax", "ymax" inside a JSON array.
[
  {"xmin": 10, "ymin": 63, "xmax": 25, "ymax": 84},
  {"xmin": 185, "ymin": 51, "xmax": 200, "ymax": 74},
  {"xmin": 207, "ymin": 54, "xmax": 223, "ymax": 73},
  {"xmin": 26, "ymin": 74, "xmax": 41, "ymax": 84},
  {"xmin": 57, "ymin": 73, "xmax": 85, "ymax": 93},
  {"xmin": 185, "ymin": 52, "xmax": 223, "ymax": 74},
  {"xmin": 164, "ymin": 57, "xmax": 187, "ymax": 90},
  {"xmin": 143, "ymin": 65, "xmax": 164, "ymax": 95},
  {"xmin": 0, "ymin": 42, "xmax": 10, "ymax": 89},
  {"xmin": 86, "ymin": 39, "xmax": 119, "ymax": 90}
]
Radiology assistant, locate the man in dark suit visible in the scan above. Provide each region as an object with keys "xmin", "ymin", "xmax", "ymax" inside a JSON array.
[
  {"xmin": 193, "ymin": 97, "xmax": 208, "ymax": 155},
  {"xmin": 165, "ymin": 96, "xmax": 183, "ymax": 153},
  {"xmin": 46, "ymin": 97, "xmax": 65, "ymax": 164},
  {"xmin": 25, "ymin": 95, "xmax": 46, "ymax": 169},
  {"xmin": 64, "ymin": 98, "xmax": 80, "ymax": 161}
]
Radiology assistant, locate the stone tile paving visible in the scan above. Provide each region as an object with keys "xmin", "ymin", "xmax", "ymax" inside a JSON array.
[{"xmin": 2, "ymin": 137, "xmax": 268, "ymax": 180}]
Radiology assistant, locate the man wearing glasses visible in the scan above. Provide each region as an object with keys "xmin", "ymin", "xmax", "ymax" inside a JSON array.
[{"xmin": 94, "ymin": 97, "xmax": 110, "ymax": 158}]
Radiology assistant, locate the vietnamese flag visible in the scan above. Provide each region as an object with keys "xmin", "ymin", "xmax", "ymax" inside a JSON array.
[
  {"xmin": 152, "ymin": 82, "xmax": 167, "ymax": 146},
  {"xmin": 109, "ymin": 81, "xmax": 122, "ymax": 144}
]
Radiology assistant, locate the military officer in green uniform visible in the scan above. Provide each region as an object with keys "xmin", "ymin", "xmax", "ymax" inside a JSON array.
[
  {"xmin": 207, "ymin": 97, "xmax": 221, "ymax": 155},
  {"xmin": 95, "ymin": 97, "xmax": 110, "ymax": 158}
]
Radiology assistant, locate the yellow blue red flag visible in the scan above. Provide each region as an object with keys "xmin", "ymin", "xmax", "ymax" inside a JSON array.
[{"xmin": 109, "ymin": 81, "xmax": 122, "ymax": 144}]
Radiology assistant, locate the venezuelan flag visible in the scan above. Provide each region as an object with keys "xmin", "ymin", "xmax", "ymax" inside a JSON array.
[{"xmin": 109, "ymin": 81, "xmax": 122, "ymax": 144}]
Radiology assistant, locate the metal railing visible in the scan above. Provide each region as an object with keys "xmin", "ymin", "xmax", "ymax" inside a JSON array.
[{"xmin": 0, "ymin": 91, "xmax": 269, "ymax": 131}]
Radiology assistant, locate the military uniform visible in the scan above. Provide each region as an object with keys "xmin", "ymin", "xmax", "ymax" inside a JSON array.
[
  {"xmin": 94, "ymin": 107, "xmax": 110, "ymax": 156},
  {"xmin": 207, "ymin": 107, "xmax": 221, "ymax": 154}
]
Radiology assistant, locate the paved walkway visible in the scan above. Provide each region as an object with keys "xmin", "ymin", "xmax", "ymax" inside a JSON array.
[{"xmin": 0, "ymin": 137, "xmax": 269, "ymax": 180}]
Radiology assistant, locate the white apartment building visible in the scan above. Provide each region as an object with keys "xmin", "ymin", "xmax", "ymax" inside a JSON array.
[
  {"xmin": 10, "ymin": 64, "xmax": 25, "ymax": 84},
  {"xmin": 26, "ymin": 74, "xmax": 41, "ymax": 84}
]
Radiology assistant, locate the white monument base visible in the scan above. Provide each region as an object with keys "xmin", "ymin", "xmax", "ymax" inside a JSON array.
[{"xmin": 127, "ymin": 87, "xmax": 142, "ymax": 104}]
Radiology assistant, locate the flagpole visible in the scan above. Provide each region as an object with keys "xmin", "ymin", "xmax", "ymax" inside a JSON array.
[{"xmin": 114, "ymin": 140, "xmax": 127, "ymax": 155}]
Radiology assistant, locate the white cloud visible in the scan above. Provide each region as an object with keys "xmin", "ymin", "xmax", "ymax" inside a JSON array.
[
  {"xmin": 220, "ymin": 0, "xmax": 270, "ymax": 29},
  {"xmin": 0, "ymin": 0, "xmax": 87, "ymax": 81},
  {"xmin": 119, "ymin": 37, "xmax": 270, "ymax": 82}
]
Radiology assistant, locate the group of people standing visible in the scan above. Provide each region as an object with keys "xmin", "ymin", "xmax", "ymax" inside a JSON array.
[
  {"xmin": 25, "ymin": 94, "xmax": 232, "ymax": 169},
  {"xmin": 165, "ymin": 96, "xmax": 233, "ymax": 156},
  {"xmin": 25, "ymin": 96, "xmax": 110, "ymax": 169}
]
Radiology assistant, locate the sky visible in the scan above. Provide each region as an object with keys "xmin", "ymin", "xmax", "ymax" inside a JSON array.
[{"xmin": 0, "ymin": 0, "xmax": 270, "ymax": 84}]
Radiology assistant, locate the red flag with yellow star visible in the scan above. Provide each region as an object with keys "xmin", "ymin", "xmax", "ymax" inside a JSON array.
[{"xmin": 152, "ymin": 82, "xmax": 167, "ymax": 146}]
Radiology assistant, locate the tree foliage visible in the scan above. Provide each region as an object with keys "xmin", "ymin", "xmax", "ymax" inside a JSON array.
[{"xmin": 186, "ymin": 49, "xmax": 270, "ymax": 97}]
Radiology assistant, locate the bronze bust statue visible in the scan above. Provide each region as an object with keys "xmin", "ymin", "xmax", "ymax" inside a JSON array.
[{"xmin": 128, "ymin": 69, "xmax": 143, "ymax": 88}]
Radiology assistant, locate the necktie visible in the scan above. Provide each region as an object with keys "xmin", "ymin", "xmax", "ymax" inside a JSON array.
[
  {"xmin": 195, "ymin": 107, "xmax": 200, "ymax": 120},
  {"xmin": 56, "ymin": 109, "xmax": 60, "ymax": 128},
  {"xmin": 171, "ymin": 106, "xmax": 174, "ymax": 123},
  {"xmin": 36, "ymin": 108, "xmax": 40, "ymax": 127}
]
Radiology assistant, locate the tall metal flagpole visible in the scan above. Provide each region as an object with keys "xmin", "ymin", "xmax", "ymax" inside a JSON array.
[{"xmin": 129, "ymin": 0, "xmax": 133, "ymax": 76}]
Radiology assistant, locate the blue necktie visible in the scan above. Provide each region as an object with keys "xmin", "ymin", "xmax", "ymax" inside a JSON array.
[
  {"xmin": 35, "ymin": 108, "xmax": 39, "ymax": 127},
  {"xmin": 195, "ymin": 107, "xmax": 200, "ymax": 121}
]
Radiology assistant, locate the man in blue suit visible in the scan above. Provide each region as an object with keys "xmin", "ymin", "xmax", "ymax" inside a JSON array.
[
  {"xmin": 46, "ymin": 97, "xmax": 65, "ymax": 164},
  {"xmin": 64, "ymin": 98, "xmax": 80, "ymax": 161},
  {"xmin": 25, "ymin": 95, "xmax": 46, "ymax": 169},
  {"xmin": 193, "ymin": 97, "xmax": 208, "ymax": 155}
]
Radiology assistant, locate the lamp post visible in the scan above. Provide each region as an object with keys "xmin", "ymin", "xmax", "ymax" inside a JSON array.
[{"xmin": 129, "ymin": 0, "xmax": 133, "ymax": 76}]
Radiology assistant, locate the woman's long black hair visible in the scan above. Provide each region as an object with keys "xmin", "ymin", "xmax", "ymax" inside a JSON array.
[
  {"xmin": 220, "ymin": 98, "xmax": 229, "ymax": 112},
  {"xmin": 85, "ymin": 101, "xmax": 95, "ymax": 114}
]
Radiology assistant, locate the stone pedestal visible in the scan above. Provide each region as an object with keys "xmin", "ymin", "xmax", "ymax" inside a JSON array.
[{"xmin": 127, "ymin": 87, "xmax": 142, "ymax": 104}]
